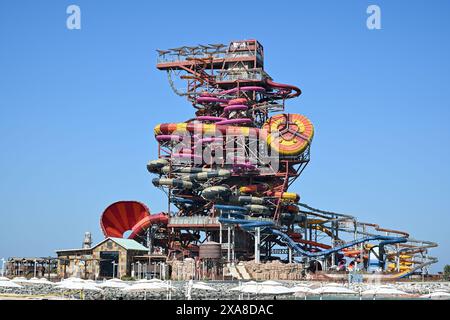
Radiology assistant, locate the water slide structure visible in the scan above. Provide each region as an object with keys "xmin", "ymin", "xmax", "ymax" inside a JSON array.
[{"xmin": 100, "ymin": 40, "xmax": 437, "ymax": 280}]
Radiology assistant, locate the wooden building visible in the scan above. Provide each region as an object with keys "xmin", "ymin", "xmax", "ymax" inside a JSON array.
[{"xmin": 56, "ymin": 237, "xmax": 149, "ymax": 279}]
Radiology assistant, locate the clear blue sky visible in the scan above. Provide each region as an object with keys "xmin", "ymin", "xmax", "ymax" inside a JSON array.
[{"xmin": 0, "ymin": 0, "xmax": 449, "ymax": 272}]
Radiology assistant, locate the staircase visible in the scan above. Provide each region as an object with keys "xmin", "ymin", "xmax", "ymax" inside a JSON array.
[
  {"xmin": 236, "ymin": 263, "xmax": 251, "ymax": 280},
  {"xmin": 224, "ymin": 263, "xmax": 252, "ymax": 280}
]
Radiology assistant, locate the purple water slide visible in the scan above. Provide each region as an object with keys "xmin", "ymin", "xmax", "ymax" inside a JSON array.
[
  {"xmin": 192, "ymin": 137, "xmax": 224, "ymax": 150},
  {"xmin": 216, "ymin": 118, "xmax": 253, "ymax": 126},
  {"xmin": 233, "ymin": 163, "xmax": 257, "ymax": 171},
  {"xmin": 171, "ymin": 153, "xmax": 202, "ymax": 160},
  {"xmin": 196, "ymin": 116, "xmax": 227, "ymax": 122},
  {"xmin": 265, "ymin": 79, "xmax": 301, "ymax": 98},
  {"xmin": 196, "ymin": 96, "xmax": 229, "ymax": 104},
  {"xmin": 156, "ymin": 134, "xmax": 184, "ymax": 142},
  {"xmin": 197, "ymin": 137, "xmax": 224, "ymax": 144},
  {"xmin": 224, "ymin": 104, "xmax": 248, "ymax": 113},
  {"xmin": 221, "ymin": 86, "xmax": 266, "ymax": 96}
]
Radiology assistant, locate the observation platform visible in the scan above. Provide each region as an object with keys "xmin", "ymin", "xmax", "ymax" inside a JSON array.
[{"xmin": 168, "ymin": 216, "xmax": 220, "ymax": 229}]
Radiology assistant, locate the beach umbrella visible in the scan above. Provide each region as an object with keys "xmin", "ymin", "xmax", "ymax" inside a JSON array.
[
  {"xmin": 361, "ymin": 286, "xmax": 409, "ymax": 300},
  {"xmin": 290, "ymin": 286, "xmax": 313, "ymax": 294},
  {"xmin": 122, "ymin": 281, "xmax": 173, "ymax": 300},
  {"xmin": 137, "ymin": 278, "xmax": 162, "ymax": 283},
  {"xmin": 56, "ymin": 281, "xmax": 102, "ymax": 291},
  {"xmin": 0, "ymin": 280, "xmax": 23, "ymax": 288},
  {"xmin": 29, "ymin": 278, "xmax": 56, "ymax": 285},
  {"xmin": 261, "ymin": 280, "xmax": 283, "ymax": 286},
  {"xmin": 258, "ymin": 285, "xmax": 292, "ymax": 295},
  {"xmin": 229, "ymin": 280, "xmax": 257, "ymax": 290},
  {"xmin": 59, "ymin": 277, "xmax": 85, "ymax": 283},
  {"xmin": 311, "ymin": 285, "xmax": 356, "ymax": 300},
  {"xmin": 292, "ymin": 287, "xmax": 313, "ymax": 300},
  {"xmin": 11, "ymin": 277, "xmax": 28, "ymax": 283},
  {"xmin": 122, "ymin": 282, "xmax": 168, "ymax": 291},
  {"xmin": 236, "ymin": 281, "xmax": 292, "ymax": 296},
  {"xmin": 55, "ymin": 281, "xmax": 102, "ymax": 300},
  {"xmin": 97, "ymin": 279, "xmax": 129, "ymax": 289},
  {"xmin": 240, "ymin": 284, "xmax": 261, "ymax": 294},
  {"xmin": 185, "ymin": 281, "xmax": 217, "ymax": 300},
  {"xmin": 229, "ymin": 286, "xmax": 243, "ymax": 291},
  {"xmin": 420, "ymin": 291, "xmax": 450, "ymax": 299},
  {"xmin": 191, "ymin": 281, "xmax": 217, "ymax": 291}
]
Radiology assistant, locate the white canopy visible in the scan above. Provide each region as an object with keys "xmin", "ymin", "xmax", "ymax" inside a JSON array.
[
  {"xmin": 361, "ymin": 286, "xmax": 409, "ymax": 296},
  {"xmin": 0, "ymin": 280, "xmax": 23, "ymax": 288},
  {"xmin": 29, "ymin": 278, "xmax": 56, "ymax": 285},
  {"xmin": 11, "ymin": 277, "xmax": 28, "ymax": 283},
  {"xmin": 137, "ymin": 278, "xmax": 163, "ymax": 284},
  {"xmin": 122, "ymin": 282, "xmax": 173, "ymax": 292},
  {"xmin": 240, "ymin": 284, "xmax": 260, "ymax": 294},
  {"xmin": 311, "ymin": 285, "xmax": 356, "ymax": 295},
  {"xmin": 56, "ymin": 281, "xmax": 102, "ymax": 291},
  {"xmin": 191, "ymin": 282, "xmax": 217, "ymax": 291},
  {"xmin": 234, "ymin": 281, "xmax": 292, "ymax": 295},
  {"xmin": 229, "ymin": 286, "xmax": 243, "ymax": 291},
  {"xmin": 258, "ymin": 285, "xmax": 292, "ymax": 295},
  {"xmin": 107, "ymin": 278, "xmax": 125, "ymax": 282},
  {"xmin": 420, "ymin": 291, "xmax": 450, "ymax": 299},
  {"xmin": 261, "ymin": 280, "xmax": 283, "ymax": 286},
  {"xmin": 59, "ymin": 277, "xmax": 85, "ymax": 283},
  {"xmin": 290, "ymin": 286, "xmax": 313, "ymax": 294},
  {"xmin": 97, "ymin": 280, "xmax": 129, "ymax": 289}
]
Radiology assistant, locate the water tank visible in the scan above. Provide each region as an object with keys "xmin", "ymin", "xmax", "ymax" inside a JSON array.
[
  {"xmin": 199, "ymin": 241, "xmax": 221, "ymax": 259},
  {"xmin": 83, "ymin": 232, "xmax": 92, "ymax": 249}
]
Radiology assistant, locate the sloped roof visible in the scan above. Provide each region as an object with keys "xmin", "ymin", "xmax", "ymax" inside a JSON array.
[{"xmin": 93, "ymin": 237, "xmax": 149, "ymax": 251}]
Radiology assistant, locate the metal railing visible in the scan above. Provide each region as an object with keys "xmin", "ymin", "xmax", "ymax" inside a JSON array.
[
  {"xmin": 169, "ymin": 216, "xmax": 219, "ymax": 225},
  {"xmin": 216, "ymin": 68, "xmax": 266, "ymax": 82}
]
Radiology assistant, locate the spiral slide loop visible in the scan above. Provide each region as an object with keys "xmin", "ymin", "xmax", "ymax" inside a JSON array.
[{"xmin": 262, "ymin": 114, "xmax": 314, "ymax": 156}]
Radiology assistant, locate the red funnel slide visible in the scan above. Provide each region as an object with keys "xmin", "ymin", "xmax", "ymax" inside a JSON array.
[{"xmin": 100, "ymin": 201, "xmax": 168, "ymax": 239}]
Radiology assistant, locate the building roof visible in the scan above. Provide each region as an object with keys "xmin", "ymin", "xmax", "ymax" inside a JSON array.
[
  {"xmin": 94, "ymin": 237, "xmax": 149, "ymax": 251},
  {"xmin": 55, "ymin": 248, "xmax": 92, "ymax": 255},
  {"xmin": 55, "ymin": 237, "xmax": 149, "ymax": 255}
]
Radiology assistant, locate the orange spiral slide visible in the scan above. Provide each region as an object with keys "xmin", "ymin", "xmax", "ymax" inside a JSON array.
[
  {"xmin": 262, "ymin": 114, "xmax": 314, "ymax": 156},
  {"xmin": 100, "ymin": 201, "xmax": 168, "ymax": 239}
]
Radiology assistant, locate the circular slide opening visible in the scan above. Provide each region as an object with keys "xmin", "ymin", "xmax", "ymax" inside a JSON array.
[{"xmin": 100, "ymin": 201, "xmax": 151, "ymax": 239}]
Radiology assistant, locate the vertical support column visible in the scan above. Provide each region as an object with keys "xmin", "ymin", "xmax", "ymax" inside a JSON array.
[
  {"xmin": 227, "ymin": 226, "xmax": 231, "ymax": 263},
  {"xmin": 232, "ymin": 227, "xmax": 235, "ymax": 263},
  {"xmin": 331, "ymin": 217, "xmax": 336, "ymax": 267},
  {"xmin": 288, "ymin": 247, "xmax": 292, "ymax": 263},
  {"xmin": 304, "ymin": 219, "xmax": 308, "ymax": 247},
  {"xmin": 396, "ymin": 243, "xmax": 400, "ymax": 272},
  {"xmin": 254, "ymin": 227, "xmax": 261, "ymax": 264},
  {"xmin": 360, "ymin": 225, "xmax": 366, "ymax": 271}
]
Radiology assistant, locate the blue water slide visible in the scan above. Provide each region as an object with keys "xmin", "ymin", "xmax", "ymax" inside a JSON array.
[
  {"xmin": 215, "ymin": 204, "xmax": 249, "ymax": 213},
  {"xmin": 219, "ymin": 217, "xmax": 274, "ymax": 230},
  {"xmin": 171, "ymin": 197, "xmax": 194, "ymax": 204},
  {"xmin": 270, "ymin": 229, "xmax": 407, "ymax": 258},
  {"xmin": 218, "ymin": 215, "xmax": 407, "ymax": 258}
]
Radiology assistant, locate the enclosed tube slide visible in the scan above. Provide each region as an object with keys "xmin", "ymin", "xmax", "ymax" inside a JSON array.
[
  {"xmin": 262, "ymin": 114, "xmax": 314, "ymax": 156},
  {"xmin": 266, "ymin": 79, "xmax": 302, "ymax": 98},
  {"xmin": 155, "ymin": 113, "xmax": 314, "ymax": 157},
  {"xmin": 100, "ymin": 201, "xmax": 168, "ymax": 239},
  {"xmin": 217, "ymin": 213, "xmax": 407, "ymax": 258}
]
